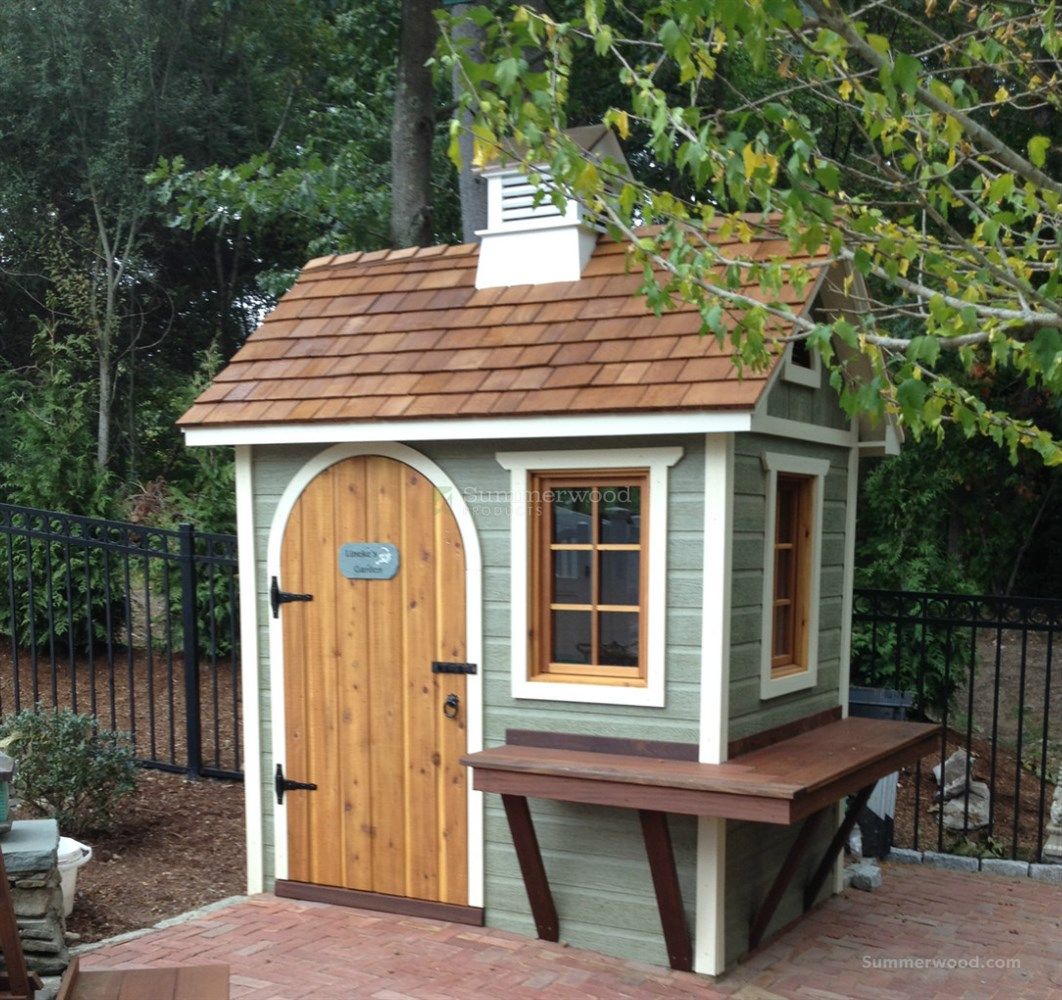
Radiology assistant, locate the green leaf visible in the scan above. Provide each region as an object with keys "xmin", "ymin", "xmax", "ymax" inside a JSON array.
[
  {"xmin": 907, "ymin": 336, "xmax": 941, "ymax": 367},
  {"xmin": 1028, "ymin": 135, "xmax": 1051, "ymax": 168},
  {"xmin": 896, "ymin": 377, "xmax": 928, "ymax": 422},
  {"xmin": 867, "ymin": 34, "xmax": 891, "ymax": 55},
  {"xmin": 893, "ymin": 53, "xmax": 921, "ymax": 96}
]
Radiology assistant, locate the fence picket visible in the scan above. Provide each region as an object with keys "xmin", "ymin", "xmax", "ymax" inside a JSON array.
[
  {"xmin": 0, "ymin": 503, "xmax": 241, "ymax": 780},
  {"xmin": 853, "ymin": 588, "xmax": 1062, "ymax": 862}
]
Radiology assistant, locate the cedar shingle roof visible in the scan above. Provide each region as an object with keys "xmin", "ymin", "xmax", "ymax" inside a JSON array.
[{"xmin": 179, "ymin": 234, "xmax": 823, "ymax": 427}]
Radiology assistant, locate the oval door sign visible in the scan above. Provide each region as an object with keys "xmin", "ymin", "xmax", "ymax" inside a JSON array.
[{"xmin": 338, "ymin": 542, "xmax": 400, "ymax": 580}]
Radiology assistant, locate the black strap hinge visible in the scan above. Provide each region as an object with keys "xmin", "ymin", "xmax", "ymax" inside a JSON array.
[
  {"xmin": 270, "ymin": 576, "xmax": 313, "ymax": 618},
  {"xmin": 275, "ymin": 763, "xmax": 317, "ymax": 804}
]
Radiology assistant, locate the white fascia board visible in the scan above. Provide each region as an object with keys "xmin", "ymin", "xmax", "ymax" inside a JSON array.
[{"xmin": 182, "ymin": 410, "xmax": 753, "ymax": 448}]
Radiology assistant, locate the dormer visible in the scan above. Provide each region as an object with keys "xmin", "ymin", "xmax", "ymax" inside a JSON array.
[{"xmin": 474, "ymin": 125, "xmax": 628, "ymax": 289}]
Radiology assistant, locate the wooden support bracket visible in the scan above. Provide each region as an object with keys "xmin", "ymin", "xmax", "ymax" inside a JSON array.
[
  {"xmin": 803, "ymin": 783, "xmax": 876, "ymax": 911},
  {"xmin": 639, "ymin": 810, "xmax": 693, "ymax": 972},
  {"xmin": 749, "ymin": 809, "xmax": 826, "ymax": 950},
  {"xmin": 501, "ymin": 794, "xmax": 559, "ymax": 942}
]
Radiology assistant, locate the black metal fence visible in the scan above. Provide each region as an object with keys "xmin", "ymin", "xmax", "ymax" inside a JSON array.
[
  {"xmin": 852, "ymin": 589, "xmax": 1060, "ymax": 861},
  {"xmin": 0, "ymin": 502, "xmax": 241, "ymax": 780}
]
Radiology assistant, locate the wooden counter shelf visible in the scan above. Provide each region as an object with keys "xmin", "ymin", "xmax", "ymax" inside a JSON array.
[{"xmin": 461, "ymin": 713, "xmax": 940, "ymax": 972}]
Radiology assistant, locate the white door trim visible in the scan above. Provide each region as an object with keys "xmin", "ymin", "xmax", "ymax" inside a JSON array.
[
  {"xmin": 234, "ymin": 446, "xmax": 264, "ymax": 895},
  {"xmin": 265, "ymin": 442, "xmax": 485, "ymax": 907}
]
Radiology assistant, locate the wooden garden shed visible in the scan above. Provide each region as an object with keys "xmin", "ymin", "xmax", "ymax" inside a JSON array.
[{"xmin": 179, "ymin": 134, "xmax": 933, "ymax": 975}]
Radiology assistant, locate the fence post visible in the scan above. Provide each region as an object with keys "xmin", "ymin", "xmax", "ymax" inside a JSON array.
[{"xmin": 178, "ymin": 523, "xmax": 202, "ymax": 779}]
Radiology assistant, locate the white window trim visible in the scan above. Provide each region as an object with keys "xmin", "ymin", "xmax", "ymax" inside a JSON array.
[
  {"xmin": 496, "ymin": 446, "xmax": 683, "ymax": 708},
  {"xmin": 759, "ymin": 452, "xmax": 831, "ymax": 700},
  {"xmin": 782, "ymin": 340, "xmax": 822, "ymax": 388}
]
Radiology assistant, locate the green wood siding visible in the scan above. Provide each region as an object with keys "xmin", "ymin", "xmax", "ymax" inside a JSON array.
[
  {"xmin": 249, "ymin": 436, "xmax": 705, "ymax": 968},
  {"xmin": 725, "ymin": 385, "xmax": 854, "ymax": 963},
  {"xmin": 766, "ymin": 370, "xmax": 850, "ymax": 431}
]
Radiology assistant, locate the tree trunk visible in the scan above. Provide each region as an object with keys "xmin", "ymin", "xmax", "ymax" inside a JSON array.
[
  {"xmin": 390, "ymin": 0, "xmax": 439, "ymax": 248},
  {"xmin": 97, "ymin": 346, "xmax": 112, "ymax": 469}
]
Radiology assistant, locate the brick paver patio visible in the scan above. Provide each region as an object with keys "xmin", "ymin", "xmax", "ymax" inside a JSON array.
[{"xmin": 79, "ymin": 863, "xmax": 1062, "ymax": 999}]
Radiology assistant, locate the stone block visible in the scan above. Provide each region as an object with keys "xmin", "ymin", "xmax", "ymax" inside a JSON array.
[
  {"xmin": 980, "ymin": 858, "xmax": 1030, "ymax": 879},
  {"xmin": 1029, "ymin": 863, "xmax": 1062, "ymax": 885},
  {"xmin": 22, "ymin": 937, "xmax": 62, "ymax": 956},
  {"xmin": 886, "ymin": 847, "xmax": 923, "ymax": 865},
  {"xmin": 847, "ymin": 862, "xmax": 883, "ymax": 891},
  {"xmin": 19, "ymin": 919, "xmax": 61, "ymax": 942},
  {"xmin": 11, "ymin": 887, "xmax": 57, "ymax": 919},
  {"xmin": 0, "ymin": 820, "xmax": 59, "ymax": 874},
  {"xmin": 922, "ymin": 850, "xmax": 979, "ymax": 872}
]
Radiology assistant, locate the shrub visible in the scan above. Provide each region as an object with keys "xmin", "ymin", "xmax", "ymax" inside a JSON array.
[{"xmin": 0, "ymin": 709, "xmax": 138, "ymax": 836}]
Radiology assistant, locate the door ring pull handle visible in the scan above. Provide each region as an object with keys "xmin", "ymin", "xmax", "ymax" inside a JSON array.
[{"xmin": 443, "ymin": 693, "xmax": 460, "ymax": 719}]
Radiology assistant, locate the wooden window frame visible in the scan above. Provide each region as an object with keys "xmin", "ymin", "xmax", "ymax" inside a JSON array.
[
  {"xmin": 496, "ymin": 447, "xmax": 683, "ymax": 708},
  {"xmin": 782, "ymin": 338, "xmax": 822, "ymax": 388},
  {"xmin": 759, "ymin": 452, "xmax": 830, "ymax": 700},
  {"xmin": 529, "ymin": 470, "xmax": 649, "ymax": 685},
  {"xmin": 770, "ymin": 474, "xmax": 813, "ymax": 677}
]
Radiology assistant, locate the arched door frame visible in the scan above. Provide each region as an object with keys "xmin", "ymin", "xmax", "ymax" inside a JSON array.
[{"xmin": 265, "ymin": 442, "xmax": 484, "ymax": 907}]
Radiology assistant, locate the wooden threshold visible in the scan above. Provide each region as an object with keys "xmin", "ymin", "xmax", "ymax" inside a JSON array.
[{"xmin": 274, "ymin": 881, "xmax": 484, "ymax": 927}]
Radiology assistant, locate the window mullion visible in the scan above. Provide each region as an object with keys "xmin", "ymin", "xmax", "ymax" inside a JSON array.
[{"xmin": 590, "ymin": 488, "xmax": 600, "ymax": 666}]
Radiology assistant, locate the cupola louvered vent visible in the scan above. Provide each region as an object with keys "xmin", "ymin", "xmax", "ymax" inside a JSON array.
[
  {"xmin": 473, "ymin": 125, "xmax": 629, "ymax": 288},
  {"xmin": 499, "ymin": 172, "xmax": 564, "ymax": 225}
]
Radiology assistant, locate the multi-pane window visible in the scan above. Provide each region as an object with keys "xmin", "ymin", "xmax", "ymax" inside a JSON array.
[
  {"xmin": 771, "ymin": 473, "xmax": 813, "ymax": 677},
  {"xmin": 529, "ymin": 471, "xmax": 648, "ymax": 685}
]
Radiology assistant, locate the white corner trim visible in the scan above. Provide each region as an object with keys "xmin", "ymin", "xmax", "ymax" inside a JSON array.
[
  {"xmin": 838, "ymin": 447, "xmax": 859, "ymax": 720},
  {"xmin": 699, "ymin": 434, "xmax": 733, "ymax": 765},
  {"xmin": 234, "ymin": 445, "xmax": 263, "ymax": 896},
  {"xmin": 694, "ymin": 815, "xmax": 728, "ymax": 976},
  {"xmin": 759, "ymin": 452, "xmax": 831, "ymax": 700},
  {"xmin": 496, "ymin": 446, "xmax": 683, "ymax": 709},
  {"xmin": 183, "ymin": 411, "xmax": 752, "ymax": 448},
  {"xmin": 749, "ymin": 413, "xmax": 857, "ymax": 449},
  {"xmin": 694, "ymin": 434, "xmax": 733, "ymax": 977},
  {"xmin": 264, "ymin": 442, "xmax": 485, "ymax": 908},
  {"xmin": 781, "ymin": 341, "xmax": 822, "ymax": 388}
]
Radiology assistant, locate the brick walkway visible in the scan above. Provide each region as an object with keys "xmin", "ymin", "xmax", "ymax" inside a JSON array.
[{"xmin": 79, "ymin": 863, "xmax": 1062, "ymax": 999}]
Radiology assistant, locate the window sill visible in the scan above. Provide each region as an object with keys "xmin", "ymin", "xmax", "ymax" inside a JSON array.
[
  {"xmin": 513, "ymin": 672, "xmax": 664, "ymax": 708},
  {"xmin": 760, "ymin": 666, "xmax": 817, "ymax": 700}
]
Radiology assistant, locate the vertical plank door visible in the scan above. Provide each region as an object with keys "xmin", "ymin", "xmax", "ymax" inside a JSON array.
[{"xmin": 280, "ymin": 455, "xmax": 468, "ymax": 904}]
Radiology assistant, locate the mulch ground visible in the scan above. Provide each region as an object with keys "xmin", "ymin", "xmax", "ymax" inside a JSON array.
[
  {"xmin": 894, "ymin": 727, "xmax": 1057, "ymax": 860},
  {"xmin": 0, "ymin": 646, "xmax": 240, "ymax": 774},
  {"xmin": 20, "ymin": 769, "xmax": 246, "ymax": 944}
]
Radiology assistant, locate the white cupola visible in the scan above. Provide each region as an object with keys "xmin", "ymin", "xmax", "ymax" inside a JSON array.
[{"xmin": 474, "ymin": 125, "xmax": 628, "ymax": 289}]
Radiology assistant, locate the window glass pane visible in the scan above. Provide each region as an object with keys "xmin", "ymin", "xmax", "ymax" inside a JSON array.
[
  {"xmin": 600, "ymin": 550, "xmax": 640, "ymax": 606},
  {"xmin": 551, "ymin": 610, "xmax": 591, "ymax": 664},
  {"xmin": 776, "ymin": 480, "xmax": 796, "ymax": 544},
  {"xmin": 551, "ymin": 488, "xmax": 593, "ymax": 543},
  {"xmin": 774, "ymin": 548, "xmax": 792, "ymax": 600},
  {"xmin": 599, "ymin": 611, "xmax": 639, "ymax": 666},
  {"xmin": 773, "ymin": 606, "xmax": 792, "ymax": 661},
  {"xmin": 600, "ymin": 485, "xmax": 642, "ymax": 543},
  {"xmin": 790, "ymin": 338, "xmax": 813, "ymax": 369},
  {"xmin": 552, "ymin": 550, "xmax": 591, "ymax": 604}
]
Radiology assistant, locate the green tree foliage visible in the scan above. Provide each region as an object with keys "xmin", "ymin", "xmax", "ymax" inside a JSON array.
[
  {"xmin": 440, "ymin": 1, "xmax": 1062, "ymax": 464},
  {"xmin": 0, "ymin": 0, "xmax": 426, "ymax": 522}
]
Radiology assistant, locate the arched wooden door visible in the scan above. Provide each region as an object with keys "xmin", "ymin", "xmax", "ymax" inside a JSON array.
[{"xmin": 277, "ymin": 455, "xmax": 469, "ymax": 907}]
